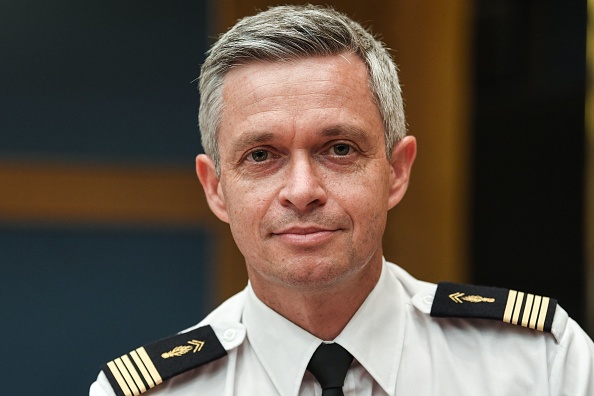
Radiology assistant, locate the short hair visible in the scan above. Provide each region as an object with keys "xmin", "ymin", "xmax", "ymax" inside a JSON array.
[{"xmin": 198, "ymin": 4, "xmax": 406, "ymax": 174}]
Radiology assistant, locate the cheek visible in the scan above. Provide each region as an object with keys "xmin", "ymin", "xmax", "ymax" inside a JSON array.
[
  {"xmin": 350, "ymin": 192, "xmax": 389, "ymax": 232},
  {"xmin": 222, "ymin": 181, "xmax": 275, "ymax": 236},
  {"xmin": 331, "ymin": 167, "xmax": 390, "ymax": 209},
  {"xmin": 332, "ymin": 170, "xmax": 390, "ymax": 230}
]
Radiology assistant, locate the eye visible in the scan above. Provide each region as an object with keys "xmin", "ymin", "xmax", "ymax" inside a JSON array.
[
  {"xmin": 332, "ymin": 143, "xmax": 352, "ymax": 156},
  {"xmin": 250, "ymin": 150, "xmax": 269, "ymax": 162}
]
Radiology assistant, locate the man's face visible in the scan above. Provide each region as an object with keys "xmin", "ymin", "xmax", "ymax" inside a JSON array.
[{"xmin": 197, "ymin": 53, "xmax": 415, "ymax": 292}]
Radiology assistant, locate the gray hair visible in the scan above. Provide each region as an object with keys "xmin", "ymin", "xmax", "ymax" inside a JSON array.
[{"xmin": 198, "ymin": 4, "xmax": 406, "ymax": 173}]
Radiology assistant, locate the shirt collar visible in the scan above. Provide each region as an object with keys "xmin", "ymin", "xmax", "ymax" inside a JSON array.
[
  {"xmin": 243, "ymin": 284, "xmax": 320, "ymax": 396},
  {"xmin": 335, "ymin": 258, "xmax": 406, "ymax": 395},
  {"xmin": 242, "ymin": 258, "xmax": 406, "ymax": 396}
]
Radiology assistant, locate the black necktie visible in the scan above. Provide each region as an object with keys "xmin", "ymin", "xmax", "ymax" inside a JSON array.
[{"xmin": 307, "ymin": 343, "xmax": 354, "ymax": 396}]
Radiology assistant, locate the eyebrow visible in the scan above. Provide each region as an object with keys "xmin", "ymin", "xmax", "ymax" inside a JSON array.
[
  {"xmin": 320, "ymin": 125, "xmax": 370, "ymax": 141},
  {"xmin": 230, "ymin": 131, "xmax": 276, "ymax": 153},
  {"xmin": 229, "ymin": 124, "xmax": 372, "ymax": 153}
]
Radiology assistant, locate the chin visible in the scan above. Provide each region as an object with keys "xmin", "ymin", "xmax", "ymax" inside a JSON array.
[{"xmin": 273, "ymin": 258, "xmax": 359, "ymax": 290}]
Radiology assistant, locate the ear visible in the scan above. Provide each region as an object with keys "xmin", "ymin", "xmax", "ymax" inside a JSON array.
[
  {"xmin": 196, "ymin": 154, "xmax": 229, "ymax": 223},
  {"xmin": 387, "ymin": 136, "xmax": 417, "ymax": 210}
]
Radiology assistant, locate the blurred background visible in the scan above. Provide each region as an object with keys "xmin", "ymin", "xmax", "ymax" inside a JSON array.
[{"xmin": 0, "ymin": 0, "xmax": 592, "ymax": 394}]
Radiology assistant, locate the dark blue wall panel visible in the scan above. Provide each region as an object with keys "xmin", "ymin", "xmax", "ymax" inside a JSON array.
[
  {"xmin": 0, "ymin": 0, "xmax": 210, "ymax": 163},
  {"xmin": 0, "ymin": 226, "xmax": 215, "ymax": 395}
]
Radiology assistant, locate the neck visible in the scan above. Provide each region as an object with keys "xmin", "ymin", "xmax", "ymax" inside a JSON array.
[{"xmin": 249, "ymin": 257, "xmax": 383, "ymax": 340}]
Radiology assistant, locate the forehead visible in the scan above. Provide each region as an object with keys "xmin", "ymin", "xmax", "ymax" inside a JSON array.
[
  {"xmin": 222, "ymin": 53, "xmax": 371, "ymax": 104},
  {"xmin": 218, "ymin": 53, "xmax": 384, "ymax": 148}
]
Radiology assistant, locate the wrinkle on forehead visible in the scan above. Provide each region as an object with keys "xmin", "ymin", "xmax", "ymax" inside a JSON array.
[
  {"xmin": 222, "ymin": 54, "xmax": 367, "ymax": 113},
  {"xmin": 226, "ymin": 83, "xmax": 350, "ymax": 117}
]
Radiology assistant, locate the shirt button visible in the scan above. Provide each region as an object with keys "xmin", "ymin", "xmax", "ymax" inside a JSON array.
[
  {"xmin": 423, "ymin": 295, "xmax": 434, "ymax": 306},
  {"xmin": 223, "ymin": 328, "xmax": 236, "ymax": 341}
]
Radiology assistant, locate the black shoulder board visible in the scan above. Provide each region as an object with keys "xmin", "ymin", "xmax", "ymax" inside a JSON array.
[
  {"xmin": 102, "ymin": 325, "xmax": 227, "ymax": 396},
  {"xmin": 430, "ymin": 282, "xmax": 557, "ymax": 332}
]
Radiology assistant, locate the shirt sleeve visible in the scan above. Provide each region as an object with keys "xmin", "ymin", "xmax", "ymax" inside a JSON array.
[
  {"xmin": 89, "ymin": 371, "xmax": 117, "ymax": 396},
  {"xmin": 549, "ymin": 309, "xmax": 594, "ymax": 395}
]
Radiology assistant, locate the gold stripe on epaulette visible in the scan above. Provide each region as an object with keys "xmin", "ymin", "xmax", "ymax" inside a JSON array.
[
  {"xmin": 503, "ymin": 289, "xmax": 517, "ymax": 323},
  {"xmin": 107, "ymin": 361, "xmax": 132, "ymax": 396},
  {"xmin": 503, "ymin": 290, "xmax": 550, "ymax": 331},
  {"xmin": 117, "ymin": 357, "xmax": 141, "ymax": 396},
  {"xmin": 511, "ymin": 291, "xmax": 524, "ymax": 325},
  {"xmin": 136, "ymin": 347, "xmax": 163, "ymax": 385},
  {"xmin": 122, "ymin": 354, "xmax": 146, "ymax": 393},
  {"xmin": 529, "ymin": 295, "xmax": 542, "ymax": 329},
  {"xmin": 521, "ymin": 294, "xmax": 534, "ymax": 327},
  {"xmin": 130, "ymin": 350, "xmax": 156, "ymax": 388},
  {"xmin": 537, "ymin": 297, "xmax": 550, "ymax": 331}
]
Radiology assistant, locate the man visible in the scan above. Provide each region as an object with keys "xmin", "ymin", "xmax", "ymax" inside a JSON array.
[{"xmin": 90, "ymin": 5, "xmax": 594, "ymax": 395}]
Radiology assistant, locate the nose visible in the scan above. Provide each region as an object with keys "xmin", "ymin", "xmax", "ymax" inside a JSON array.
[{"xmin": 278, "ymin": 153, "xmax": 327, "ymax": 212}]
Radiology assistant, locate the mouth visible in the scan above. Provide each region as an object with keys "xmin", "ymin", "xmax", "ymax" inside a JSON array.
[{"xmin": 271, "ymin": 226, "xmax": 339, "ymax": 246}]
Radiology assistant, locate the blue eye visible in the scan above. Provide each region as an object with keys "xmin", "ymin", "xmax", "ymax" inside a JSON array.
[
  {"xmin": 251, "ymin": 150, "xmax": 269, "ymax": 162},
  {"xmin": 332, "ymin": 144, "xmax": 351, "ymax": 156}
]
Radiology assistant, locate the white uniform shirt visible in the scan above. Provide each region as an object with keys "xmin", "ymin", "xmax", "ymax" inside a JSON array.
[{"xmin": 90, "ymin": 260, "xmax": 594, "ymax": 395}]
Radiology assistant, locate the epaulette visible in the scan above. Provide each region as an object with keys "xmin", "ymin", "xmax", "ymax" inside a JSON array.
[
  {"xmin": 430, "ymin": 282, "xmax": 557, "ymax": 332},
  {"xmin": 103, "ymin": 325, "xmax": 227, "ymax": 396}
]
